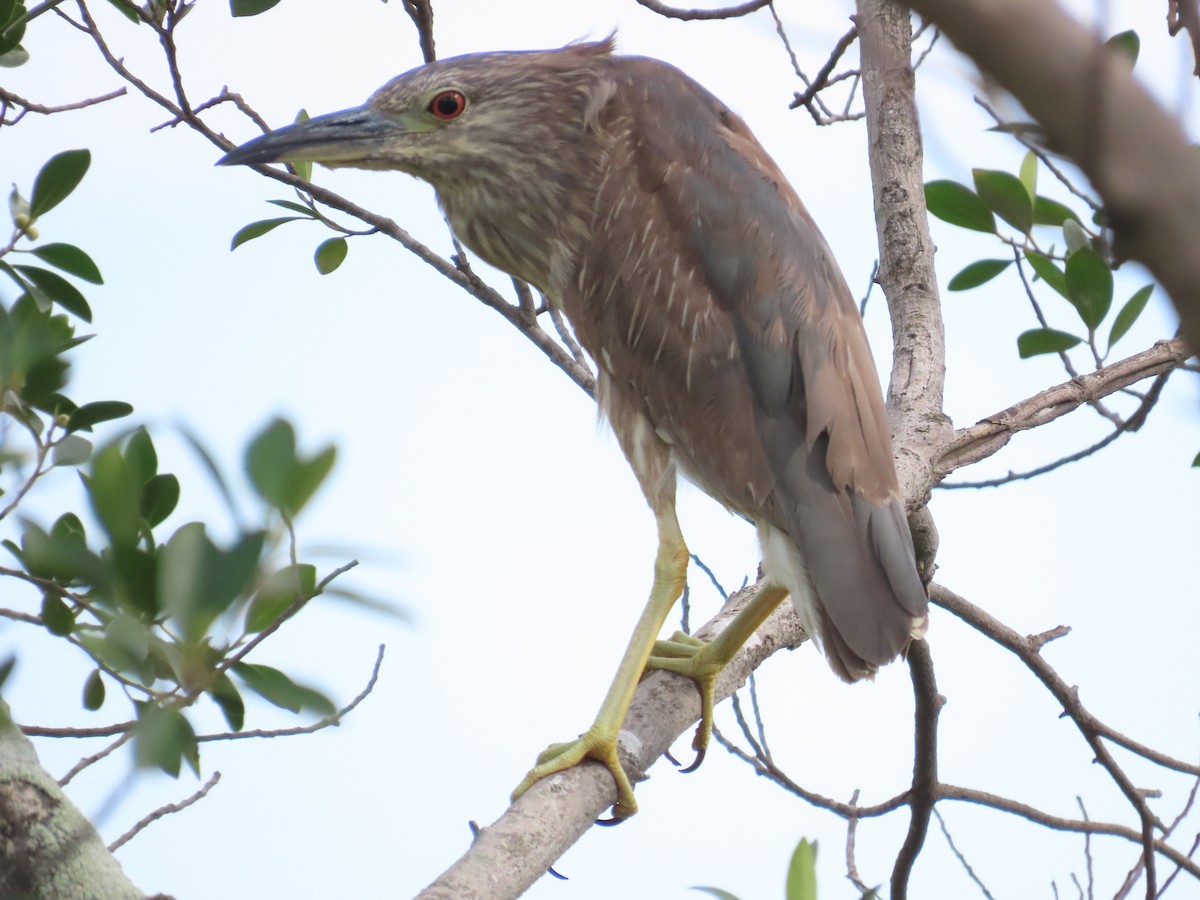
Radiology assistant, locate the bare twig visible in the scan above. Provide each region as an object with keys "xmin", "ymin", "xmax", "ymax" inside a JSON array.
[
  {"xmin": 199, "ymin": 645, "xmax": 385, "ymax": 742},
  {"xmin": 403, "ymin": 0, "xmax": 436, "ymax": 62},
  {"xmin": 790, "ymin": 25, "xmax": 858, "ymax": 110},
  {"xmin": 107, "ymin": 771, "xmax": 221, "ymax": 852},
  {"xmin": 932, "ymin": 807, "xmax": 996, "ymax": 899},
  {"xmin": 0, "ymin": 86, "xmax": 125, "ymax": 125}
]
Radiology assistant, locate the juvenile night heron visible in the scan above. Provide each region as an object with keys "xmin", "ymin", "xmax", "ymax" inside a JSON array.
[{"xmin": 220, "ymin": 37, "xmax": 928, "ymax": 820}]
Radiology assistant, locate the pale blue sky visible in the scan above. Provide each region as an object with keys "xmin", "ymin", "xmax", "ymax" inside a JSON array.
[{"xmin": 4, "ymin": 1, "xmax": 1199, "ymax": 897}]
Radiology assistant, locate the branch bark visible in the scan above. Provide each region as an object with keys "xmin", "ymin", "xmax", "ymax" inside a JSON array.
[
  {"xmin": 0, "ymin": 701, "xmax": 144, "ymax": 899},
  {"xmin": 897, "ymin": 0, "xmax": 1200, "ymax": 361},
  {"xmin": 416, "ymin": 582, "xmax": 808, "ymax": 899}
]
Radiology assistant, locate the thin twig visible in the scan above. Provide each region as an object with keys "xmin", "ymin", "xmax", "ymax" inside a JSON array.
[
  {"xmin": 199, "ymin": 644, "xmax": 385, "ymax": 742},
  {"xmin": 933, "ymin": 807, "xmax": 996, "ymax": 899},
  {"xmin": 107, "ymin": 771, "xmax": 221, "ymax": 852}
]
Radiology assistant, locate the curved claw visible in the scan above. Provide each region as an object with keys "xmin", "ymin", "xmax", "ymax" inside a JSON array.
[
  {"xmin": 677, "ymin": 745, "xmax": 707, "ymax": 774},
  {"xmin": 512, "ymin": 729, "xmax": 639, "ymax": 821},
  {"xmin": 646, "ymin": 630, "xmax": 725, "ymax": 776}
]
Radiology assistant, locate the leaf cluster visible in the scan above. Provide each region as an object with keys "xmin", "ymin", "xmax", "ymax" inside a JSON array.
[{"xmin": 1, "ymin": 150, "xmax": 354, "ymax": 780}]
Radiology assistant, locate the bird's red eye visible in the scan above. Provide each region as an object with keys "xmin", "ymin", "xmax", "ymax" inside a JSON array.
[{"xmin": 428, "ymin": 90, "xmax": 467, "ymax": 120}]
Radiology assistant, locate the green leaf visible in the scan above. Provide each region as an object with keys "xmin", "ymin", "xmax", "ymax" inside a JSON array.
[
  {"xmin": 82, "ymin": 669, "xmax": 106, "ymax": 711},
  {"xmin": 29, "ymin": 149, "xmax": 91, "ymax": 218},
  {"xmin": 87, "ymin": 443, "xmax": 141, "ymax": 546},
  {"xmin": 0, "ymin": 0, "xmax": 25, "ymax": 59},
  {"xmin": 267, "ymin": 199, "xmax": 317, "ymax": 217},
  {"xmin": 245, "ymin": 563, "xmax": 316, "ymax": 632},
  {"xmin": 230, "ymin": 0, "xmax": 283, "ymax": 16},
  {"xmin": 104, "ymin": 0, "xmax": 141, "ymax": 23},
  {"xmin": 245, "ymin": 418, "xmax": 336, "ymax": 515},
  {"xmin": 1192, "ymin": 451, "xmax": 1200, "ymax": 468},
  {"xmin": 22, "ymin": 521, "xmax": 107, "ymax": 587},
  {"xmin": 51, "ymin": 434, "xmax": 92, "ymax": 468},
  {"xmin": 11, "ymin": 265, "xmax": 91, "ymax": 321},
  {"xmin": 1018, "ymin": 151, "xmax": 1038, "ymax": 202},
  {"xmin": 230, "ymin": 216, "xmax": 304, "ymax": 250},
  {"xmin": 134, "ymin": 703, "xmax": 198, "ymax": 777},
  {"xmin": 159, "ymin": 523, "xmax": 265, "ymax": 639},
  {"xmin": 124, "ymin": 426, "xmax": 158, "ymax": 485},
  {"xmin": 1033, "ymin": 195, "xmax": 1081, "ymax": 227},
  {"xmin": 30, "ymin": 243, "xmax": 103, "ymax": 284},
  {"xmin": 66, "ymin": 400, "xmax": 133, "ymax": 433},
  {"xmin": 210, "ymin": 673, "xmax": 245, "ymax": 731},
  {"xmin": 786, "ymin": 839, "xmax": 818, "ymax": 900},
  {"xmin": 947, "ymin": 259, "xmax": 1010, "ymax": 291},
  {"xmin": 292, "ymin": 110, "xmax": 312, "ymax": 181},
  {"xmin": 106, "ymin": 613, "xmax": 150, "ymax": 664},
  {"xmin": 1061, "ymin": 219, "xmax": 1090, "ymax": 255},
  {"xmin": 924, "ymin": 180, "xmax": 996, "ymax": 233},
  {"xmin": 41, "ymin": 592, "xmax": 75, "ymax": 636},
  {"xmin": 972, "ymin": 168, "xmax": 1033, "ymax": 234},
  {"xmin": 1106, "ymin": 30, "xmax": 1139, "ymax": 66},
  {"xmin": 1065, "ymin": 246, "xmax": 1113, "ymax": 329},
  {"xmin": 141, "ymin": 473, "xmax": 180, "ymax": 528},
  {"xmin": 314, "ymin": 237, "xmax": 347, "ymax": 275},
  {"xmin": 1024, "ymin": 252, "xmax": 1070, "ymax": 300},
  {"xmin": 1108, "ymin": 284, "xmax": 1153, "ymax": 350},
  {"xmin": 245, "ymin": 418, "xmax": 296, "ymax": 508},
  {"xmin": 1017, "ymin": 327, "xmax": 1082, "ymax": 358},
  {"xmin": 232, "ymin": 662, "xmax": 336, "ymax": 716}
]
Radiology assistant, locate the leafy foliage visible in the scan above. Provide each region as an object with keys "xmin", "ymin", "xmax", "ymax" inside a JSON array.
[{"xmin": 0, "ymin": 151, "xmax": 361, "ymax": 780}]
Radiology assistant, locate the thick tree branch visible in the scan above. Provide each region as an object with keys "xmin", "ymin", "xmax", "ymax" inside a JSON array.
[
  {"xmin": 936, "ymin": 337, "xmax": 1190, "ymax": 477},
  {"xmin": 855, "ymin": 0, "xmax": 953, "ymax": 511},
  {"xmin": 897, "ymin": 0, "xmax": 1200, "ymax": 369},
  {"xmin": 416, "ymin": 580, "xmax": 808, "ymax": 899},
  {"xmin": 0, "ymin": 701, "xmax": 144, "ymax": 899}
]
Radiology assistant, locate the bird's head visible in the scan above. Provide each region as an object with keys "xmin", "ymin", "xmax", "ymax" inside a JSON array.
[{"xmin": 218, "ymin": 37, "xmax": 616, "ymax": 193}]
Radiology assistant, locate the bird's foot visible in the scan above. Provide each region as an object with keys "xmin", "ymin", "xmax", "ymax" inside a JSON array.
[
  {"xmin": 512, "ymin": 726, "xmax": 639, "ymax": 822},
  {"xmin": 645, "ymin": 631, "xmax": 726, "ymax": 773}
]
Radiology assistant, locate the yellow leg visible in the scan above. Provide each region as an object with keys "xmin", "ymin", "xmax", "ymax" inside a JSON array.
[
  {"xmin": 512, "ymin": 509, "xmax": 689, "ymax": 821},
  {"xmin": 647, "ymin": 582, "xmax": 789, "ymax": 770}
]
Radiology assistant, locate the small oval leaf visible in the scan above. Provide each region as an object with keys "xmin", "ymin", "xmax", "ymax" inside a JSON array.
[
  {"xmin": 83, "ymin": 669, "xmax": 106, "ymax": 711},
  {"xmin": 1065, "ymin": 246, "xmax": 1113, "ymax": 330},
  {"xmin": 12, "ymin": 265, "xmax": 92, "ymax": 321},
  {"xmin": 1033, "ymin": 195, "xmax": 1082, "ymax": 227},
  {"xmin": 67, "ymin": 400, "xmax": 134, "ymax": 433},
  {"xmin": 1017, "ymin": 327, "xmax": 1082, "ymax": 359},
  {"xmin": 1108, "ymin": 284, "xmax": 1153, "ymax": 350},
  {"xmin": 1024, "ymin": 252, "xmax": 1070, "ymax": 300},
  {"xmin": 30, "ymin": 243, "xmax": 103, "ymax": 284},
  {"xmin": 41, "ymin": 592, "xmax": 75, "ymax": 636},
  {"xmin": 972, "ymin": 168, "xmax": 1034, "ymax": 234},
  {"xmin": 924, "ymin": 180, "xmax": 996, "ymax": 233},
  {"xmin": 948, "ymin": 259, "xmax": 1011, "ymax": 291},
  {"xmin": 314, "ymin": 237, "xmax": 347, "ymax": 275},
  {"xmin": 30, "ymin": 150, "xmax": 91, "ymax": 218},
  {"xmin": 230, "ymin": 216, "xmax": 303, "ymax": 250}
]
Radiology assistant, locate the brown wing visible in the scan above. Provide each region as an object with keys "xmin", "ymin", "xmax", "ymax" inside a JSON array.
[{"xmin": 565, "ymin": 57, "xmax": 926, "ymax": 678}]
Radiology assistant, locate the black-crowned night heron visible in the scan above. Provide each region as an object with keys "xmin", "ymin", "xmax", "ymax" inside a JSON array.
[{"xmin": 220, "ymin": 37, "xmax": 929, "ymax": 821}]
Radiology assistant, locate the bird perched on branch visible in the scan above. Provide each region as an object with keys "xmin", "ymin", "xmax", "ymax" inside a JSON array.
[{"xmin": 220, "ymin": 36, "xmax": 928, "ymax": 821}]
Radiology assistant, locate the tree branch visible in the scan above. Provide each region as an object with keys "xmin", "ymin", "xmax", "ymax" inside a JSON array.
[
  {"xmin": 415, "ymin": 580, "xmax": 808, "ymax": 899},
  {"xmin": 855, "ymin": 0, "xmax": 953, "ymax": 512},
  {"xmin": 936, "ymin": 337, "xmax": 1190, "ymax": 478}
]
